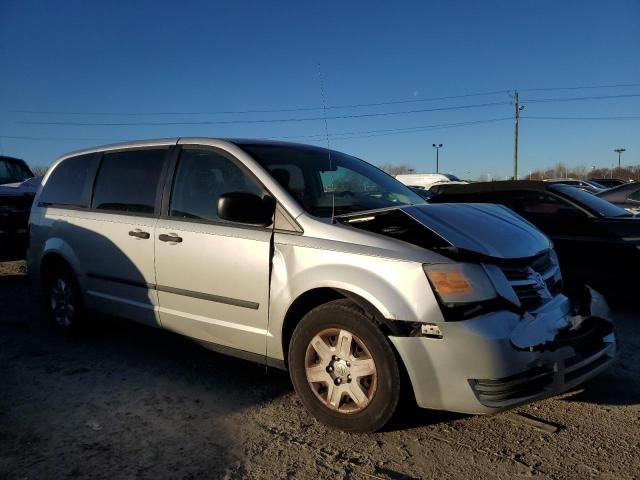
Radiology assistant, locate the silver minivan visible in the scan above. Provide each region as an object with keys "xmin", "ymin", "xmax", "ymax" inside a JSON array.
[{"xmin": 28, "ymin": 138, "xmax": 615, "ymax": 432}]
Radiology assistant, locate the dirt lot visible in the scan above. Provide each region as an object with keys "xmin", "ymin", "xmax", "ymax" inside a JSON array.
[{"xmin": 1, "ymin": 260, "xmax": 639, "ymax": 479}]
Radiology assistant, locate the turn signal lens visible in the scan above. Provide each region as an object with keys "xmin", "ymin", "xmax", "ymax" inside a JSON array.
[{"xmin": 426, "ymin": 271, "xmax": 472, "ymax": 295}]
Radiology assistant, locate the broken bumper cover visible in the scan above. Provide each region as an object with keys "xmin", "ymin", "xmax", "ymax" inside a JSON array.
[{"xmin": 389, "ymin": 288, "xmax": 616, "ymax": 414}]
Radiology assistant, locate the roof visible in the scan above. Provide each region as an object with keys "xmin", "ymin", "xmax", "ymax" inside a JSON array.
[
  {"xmin": 0, "ymin": 155, "xmax": 25, "ymax": 163},
  {"xmin": 52, "ymin": 137, "xmax": 331, "ymax": 164}
]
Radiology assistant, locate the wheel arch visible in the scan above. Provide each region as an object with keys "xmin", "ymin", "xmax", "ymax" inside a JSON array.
[
  {"xmin": 280, "ymin": 287, "xmax": 409, "ymax": 369},
  {"xmin": 40, "ymin": 252, "xmax": 77, "ymax": 282}
]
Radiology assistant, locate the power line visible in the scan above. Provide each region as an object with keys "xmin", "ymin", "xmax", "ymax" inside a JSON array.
[
  {"xmin": 9, "ymin": 82, "xmax": 640, "ymax": 117},
  {"xmin": 0, "ymin": 117, "xmax": 513, "ymax": 144},
  {"xmin": 8, "ymin": 89, "xmax": 510, "ymax": 116},
  {"xmin": 523, "ymin": 115, "xmax": 640, "ymax": 120},
  {"xmin": 523, "ymin": 92, "xmax": 640, "ymax": 103},
  {"xmin": 520, "ymin": 82, "xmax": 640, "ymax": 92},
  {"xmin": 281, "ymin": 117, "xmax": 512, "ymax": 140},
  {"xmin": 0, "ymin": 135, "xmax": 122, "ymax": 141},
  {"xmin": 325, "ymin": 118, "xmax": 512, "ymax": 141},
  {"xmin": 18, "ymin": 101, "xmax": 511, "ymax": 127}
]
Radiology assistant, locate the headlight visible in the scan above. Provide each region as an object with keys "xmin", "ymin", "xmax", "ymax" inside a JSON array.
[{"xmin": 424, "ymin": 263, "xmax": 497, "ymax": 305}]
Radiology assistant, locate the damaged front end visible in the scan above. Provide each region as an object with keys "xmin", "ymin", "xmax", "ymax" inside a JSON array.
[
  {"xmin": 339, "ymin": 203, "xmax": 616, "ymax": 414},
  {"xmin": 470, "ymin": 287, "xmax": 615, "ymax": 409}
]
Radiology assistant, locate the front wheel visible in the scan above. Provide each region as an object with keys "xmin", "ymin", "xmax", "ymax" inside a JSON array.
[{"xmin": 288, "ymin": 299, "xmax": 401, "ymax": 433}]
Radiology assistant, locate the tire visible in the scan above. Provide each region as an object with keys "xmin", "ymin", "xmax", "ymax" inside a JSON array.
[
  {"xmin": 288, "ymin": 299, "xmax": 401, "ymax": 433},
  {"xmin": 43, "ymin": 263, "xmax": 86, "ymax": 332}
]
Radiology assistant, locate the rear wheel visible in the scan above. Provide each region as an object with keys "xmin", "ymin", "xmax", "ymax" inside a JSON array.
[
  {"xmin": 43, "ymin": 265, "xmax": 85, "ymax": 332},
  {"xmin": 289, "ymin": 299, "xmax": 401, "ymax": 432}
]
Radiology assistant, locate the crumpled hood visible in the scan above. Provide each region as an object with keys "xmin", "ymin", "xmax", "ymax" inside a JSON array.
[{"xmin": 402, "ymin": 203, "xmax": 550, "ymax": 259}]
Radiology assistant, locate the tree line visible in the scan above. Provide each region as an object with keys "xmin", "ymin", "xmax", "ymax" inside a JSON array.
[{"xmin": 378, "ymin": 162, "xmax": 640, "ymax": 182}]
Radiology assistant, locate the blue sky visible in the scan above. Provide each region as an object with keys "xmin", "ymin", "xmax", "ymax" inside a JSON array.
[{"xmin": 1, "ymin": 0, "xmax": 639, "ymax": 178}]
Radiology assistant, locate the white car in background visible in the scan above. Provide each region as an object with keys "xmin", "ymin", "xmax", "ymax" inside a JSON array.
[{"xmin": 395, "ymin": 173, "xmax": 461, "ymax": 189}]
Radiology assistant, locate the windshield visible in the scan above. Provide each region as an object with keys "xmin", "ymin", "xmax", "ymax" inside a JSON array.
[
  {"xmin": 240, "ymin": 144, "xmax": 425, "ymax": 217},
  {"xmin": 550, "ymin": 184, "xmax": 632, "ymax": 217},
  {"xmin": 0, "ymin": 158, "xmax": 33, "ymax": 185}
]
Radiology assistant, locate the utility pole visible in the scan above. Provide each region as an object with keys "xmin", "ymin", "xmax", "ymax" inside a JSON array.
[
  {"xmin": 614, "ymin": 148, "xmax": 626, "ymax": 169},
  {"xmin": 512, "ymin": 91, "xmax": 525, "ymax": 180},
  {"xmin": 432, "ymin": 143, "xmax": 443, "ymax": 173}
]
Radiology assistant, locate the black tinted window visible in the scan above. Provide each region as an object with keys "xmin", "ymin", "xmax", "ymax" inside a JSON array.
[
  {"xmin": 169, "ymin": 149, "xmax": 264, "ymax": 222},
  {"xmin": 40, "ymin": 153, "xmax": 100, "ymax": 207},
  {"xmin": 92, "ymin": 149, "xmax": 166, "ymax": 214},
  {"xmin": 0, "ymin": 158, "xmax": 33, "ymax": 184},
  {"xmin": 550, "ymin": 184, "xmax": 631, "ymax": 217}
]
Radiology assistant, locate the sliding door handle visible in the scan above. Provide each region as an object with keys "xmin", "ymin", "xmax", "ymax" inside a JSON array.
[
  {"xmin": 129, "ymin": 229, "xmax": 150, "ymax": 239},
  {"xmin": 159, "ymin": 233, "xmax": 183, "ymax": 243}
]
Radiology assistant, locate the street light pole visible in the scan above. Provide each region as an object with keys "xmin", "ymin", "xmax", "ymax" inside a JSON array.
[
  {"xmin": 614, "ymin": 148, "xmax": 626, "ymax": 169},
  {"xmin": 432, "ymin": 143, "xmax": 443, "ymax": 173}
]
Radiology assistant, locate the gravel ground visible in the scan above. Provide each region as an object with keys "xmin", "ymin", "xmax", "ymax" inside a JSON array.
[{"xmin": 1, "ymin": 260, "xmax": 639, "ymax": 479}]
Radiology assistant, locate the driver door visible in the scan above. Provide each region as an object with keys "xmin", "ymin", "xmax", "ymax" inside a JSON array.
[{"xmin": 154, "ymin": 146, "xmax": 273, "ymax": 357}]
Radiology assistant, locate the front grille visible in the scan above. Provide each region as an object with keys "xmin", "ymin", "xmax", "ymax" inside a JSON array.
[{"xmin": 500, "ymin": 251, "xmax": 561, "ymax": 311}]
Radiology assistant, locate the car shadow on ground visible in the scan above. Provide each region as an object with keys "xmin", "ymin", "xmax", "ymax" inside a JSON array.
[{"xmin": 0, "ymin": 264, "xmax": 292, "ymax": 478}]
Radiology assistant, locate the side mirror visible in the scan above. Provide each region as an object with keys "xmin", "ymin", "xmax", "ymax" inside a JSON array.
[{"xmin": 217, "ymin": 192, "xmax": 275, "ymax": 226}]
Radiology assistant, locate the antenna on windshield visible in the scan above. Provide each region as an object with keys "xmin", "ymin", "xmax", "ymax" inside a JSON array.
[{"xmin": 317, "ymin": 63, "xmax": 335, "ymax": 222}]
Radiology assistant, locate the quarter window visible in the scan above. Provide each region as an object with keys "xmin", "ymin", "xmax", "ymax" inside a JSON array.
[
  {"xmin": 169, "ymin": 149, "xmax": 265, "ymax": 222},
  {"xmin": 39, "ymin": 153, "xmax": 100, "ymax": 207},
  {"xmin": 92, "ymin": 149, "xmax": 167, "ymax": 214}
]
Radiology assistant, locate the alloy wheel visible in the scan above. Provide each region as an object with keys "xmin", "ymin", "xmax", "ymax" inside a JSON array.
[
  {"xmin": 49, "ymin": 277, "xmax": 75, "ymax": 328},
  {"xmin": 304, "ymin": 328, "xmax": 377, "ymax": 413}
]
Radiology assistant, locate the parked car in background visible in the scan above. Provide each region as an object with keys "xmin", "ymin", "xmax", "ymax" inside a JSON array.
[
  {"xmin": 28, "ymin": 139, "xmax": 614, "ymax": 432},
  {"xmin": 431, "ymin": 180, "xmax": 640, "ymax": 300},
  {"xmin": 590, "ymin": 178, "xmax": 628, "ymax": 189},
  {"xmin": 543, "ymin": 178, "xmax": 605, "ymax": 194},
  {"xmin": 407, "ymin": 185, "xmax": 433, "ymax": 200},
  {"xmin": 596, "ymin": 182, "xmax": 640, "ymax": 215},
  {"xmin": 428, "ymin": 180, "xmax": 469, "ymax": 196},
  {"xmin": 0, "ymin": 156, "xmax": 38, "ymax": 257},
  {"xmin": 395, "ymin": 172, "xmax": 460, "ymax": 189}
]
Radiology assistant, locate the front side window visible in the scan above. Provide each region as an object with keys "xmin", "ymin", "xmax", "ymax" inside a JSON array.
[
  {"xmin": 92, "ymin": 149, "xmax": 167, "ymax": 214},
  {"xmin": 169, "ymin": 148, "xmax": 265, "ymax": 222},
  {"xmin": 239, "ymin": 144, "xmax": 424, "ymax": 217},
  {"xmin": 40, "ymin": 153, "xmax": 100, "ymax": 207}
]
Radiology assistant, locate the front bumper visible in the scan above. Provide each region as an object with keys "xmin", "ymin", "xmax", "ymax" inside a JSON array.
[{"xmin": 389, "ymin": 288, "xmax": 616, "ymax": 414}]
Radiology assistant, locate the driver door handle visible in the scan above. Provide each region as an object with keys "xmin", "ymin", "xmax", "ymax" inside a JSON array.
[
  {"xmin": 159, "ymin": 233, "xmax": 183, "ymax": 243},
  {"xmin": 129, "ymin": 229, "xmax": 150, "ymax": 239}
]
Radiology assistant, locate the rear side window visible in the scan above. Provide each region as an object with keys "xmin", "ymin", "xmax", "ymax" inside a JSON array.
[
  {"xmin": 169, "ymin": 148, "xmax": 265, "ymax": 222},
  {"xmin": 92, "ymin": 149, "xmax": 167, "ymax": 214},
  {"xmin": 629, "ymin": 189, "xmax": 640, "ymax": 202},
  {"xmin": 40, "ymin": 153, "xmax": 100, "ymax": 207}
]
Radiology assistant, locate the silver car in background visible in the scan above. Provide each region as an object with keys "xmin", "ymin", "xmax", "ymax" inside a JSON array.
[{"xmin": 28, "ymin": 138, "xmax": 615, "ymax": 432}]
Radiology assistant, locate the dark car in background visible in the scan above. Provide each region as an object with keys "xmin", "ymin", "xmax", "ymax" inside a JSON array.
[
  {"xmin": 590, "ymin": 178, "xmax": 628, "ymax": 189},
  {"xmin": 0, "ymin": 156, "xmax": 38, "ymax": 258},
  {"xmin": 596, "ymin": 182, "xmax": 640, "ymax": 215},
  {"xmin": 431, "ymin": 180, "xmax": 640, "ymax": 300},
  {"xmin": 543, "ymin": 178, "xmax": 605, "ymax": 194},
  {"xmin": 407, "ymin": 185, "xmax": 434, "ymax": 200}
]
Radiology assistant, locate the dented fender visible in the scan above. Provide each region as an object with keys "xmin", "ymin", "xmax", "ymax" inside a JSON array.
[{"xmin": 266, "ymin": 234, "xmax": 446, "ymax": 362}]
